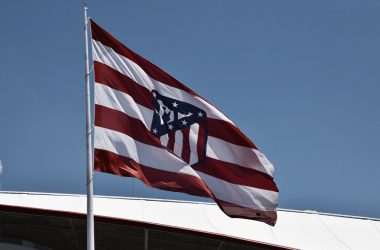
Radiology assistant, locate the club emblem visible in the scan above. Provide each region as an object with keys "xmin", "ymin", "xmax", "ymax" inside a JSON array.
[{"xmin": 151, "ymin": 90, "xmax": 207, "ymax": 167}]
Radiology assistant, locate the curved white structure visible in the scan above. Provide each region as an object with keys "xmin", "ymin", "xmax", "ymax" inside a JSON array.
[{"xmin": 0, "ymin": 192, "xmax": 379, "ymax": 250}]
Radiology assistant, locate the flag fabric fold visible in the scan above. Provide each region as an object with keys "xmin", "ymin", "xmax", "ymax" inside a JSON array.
[{"xmin": 90, "ymin": 19, "xmax": 279, "ymax": 226}]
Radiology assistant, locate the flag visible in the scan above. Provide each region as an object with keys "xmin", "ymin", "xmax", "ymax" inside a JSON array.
[{"xmin": 90, "ymin": 20, "xmax": 279, "ymax": 226}]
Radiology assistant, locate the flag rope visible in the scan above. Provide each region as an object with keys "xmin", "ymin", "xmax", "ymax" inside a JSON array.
[
  {"xmin": 86, "ymin": 65, "xmax": 94, "ymax": 77},
  {"xmin": 86, "ymin": 171, "xmax": 94, "ymax": 186},
  {"xmin": 86, "ymin": 124, "xmax": 94, "ymax": 136}
]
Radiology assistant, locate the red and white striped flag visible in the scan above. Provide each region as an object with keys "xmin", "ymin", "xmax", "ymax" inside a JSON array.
[{"xmin": 91, "ymin": 20, "xmax": 279, "ymax": 226}]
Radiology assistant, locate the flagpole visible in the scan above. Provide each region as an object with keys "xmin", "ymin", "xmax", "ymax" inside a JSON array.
[{"xmin": 84, "ymin": 5, "xmax": 95, "ymax": 250}]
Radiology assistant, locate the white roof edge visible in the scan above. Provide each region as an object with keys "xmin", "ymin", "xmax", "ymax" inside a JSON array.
[
  {"xmin": 0, "ymin": 191, "xmax": 217, "ymax": 204},
  {"xmin": 1, "ymin": 191, "xmax": 379, "ymax": 222},
  {"xmin": 276, "ymin": 208, "xmax": 380, "ymax": 222}
]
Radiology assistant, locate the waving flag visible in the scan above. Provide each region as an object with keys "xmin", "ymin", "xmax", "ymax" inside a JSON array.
[{"xmin": 91, "ymin": 20, "xmax": 279, "ymax": 226}]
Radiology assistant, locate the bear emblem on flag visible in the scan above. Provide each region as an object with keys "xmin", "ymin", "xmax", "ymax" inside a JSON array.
[{"xmin": 151, "ymin": 90, "xmax": 208, "ymax": 167}]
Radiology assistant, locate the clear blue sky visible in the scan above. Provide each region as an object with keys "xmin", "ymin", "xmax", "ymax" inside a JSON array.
[{"xmin": 0, "ymin": 1, "xmax": 379, "ymax": 219}]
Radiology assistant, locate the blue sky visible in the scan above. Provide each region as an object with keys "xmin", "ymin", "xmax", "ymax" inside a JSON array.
[{"xmin": 0, "ymin": 1, "xmax": 379, "ymax": 219}]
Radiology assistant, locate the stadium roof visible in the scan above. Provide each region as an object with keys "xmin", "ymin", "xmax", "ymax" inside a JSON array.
[{"xmin": 0, "ymin": 192, "xmax": 379, "ymax": 250}]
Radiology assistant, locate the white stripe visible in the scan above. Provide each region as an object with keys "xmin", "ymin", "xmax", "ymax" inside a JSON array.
[
  {"xmin": 95, "ymin": 82, "xmax": 153, "ymax": 129},
  {"xmin": 206, "ymin": 136, "xmax": 274, "ymax": 177},
  {"xmin": 94, "ymin": 126, "xmax": 199, "ymax": 177},
  {"xmin": 189, "ymin": 123, "xmax": 199, "ymax": 165},
  {"xmin": 173, "ymin": 130, "xmax": 183, "ymax": 157},
  {"xmin": 196, "ymin": 172, "xmax": 278, "ymax": 211},
  {"xmin": 160, "ymin": 134, "xmax": 169, "ymax": 147},
  {"xmin": 92, "ymin": 40, "xmax": 234, "ymax": 125}
]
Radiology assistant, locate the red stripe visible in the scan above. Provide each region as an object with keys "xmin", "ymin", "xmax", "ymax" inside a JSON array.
[
  {"xmin": 91, "ymin": 20, "xmax": 197, "ymax": 95},
  {"xmin": 194, "ymin": 158, "xmax": 278, "ymax": 192},
  {"xmin": 197, "ymin": 121, "xmax": 206, "ymax": 163},
  {"xmin": 181, "ymin": 127, "xmax": 191, "ymax": 164},
  {"xmin": 155, "ymin": 136, "xmax": 161, "ymax": 144},
  {"xmin": 94, "ymin": 148, "xmax": 214, "ymax": 199},
  {"xmin": 207, "ymin": 118, "xmax": 258, "ymax": 150},
  {"xmin": 94, "ymin": 61, "xmax": 259, "ymax": 150},
  {"xmin": 95, "ymin": 105, "xmax": 161, "ymax": 148},
  {"xmin": 94, "ymin": 61, "xmax": 153, "ymax": 110},
  {"xmin": 215, "ymin": 199, "xmax": 277, "ymax": 226},
  {"xmin": 167, "ymin": 132, "xmax": 175, "ymax": 152}
]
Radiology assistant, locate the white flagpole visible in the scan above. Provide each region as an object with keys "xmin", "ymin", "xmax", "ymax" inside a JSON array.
[{"xmin": 84, "ymin": 5, "xmax": 95, "ymax": 250}]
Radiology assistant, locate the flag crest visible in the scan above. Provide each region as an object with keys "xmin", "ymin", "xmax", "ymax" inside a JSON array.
[{"xmin": 151, "ymin": 90, "xmax": 208, "ymax": 167}]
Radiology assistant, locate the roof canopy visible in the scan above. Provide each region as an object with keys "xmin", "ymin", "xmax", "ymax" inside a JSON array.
[{"xmin": 0, "ymin": 192, "xmax": 379, "ymax": 250}]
